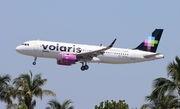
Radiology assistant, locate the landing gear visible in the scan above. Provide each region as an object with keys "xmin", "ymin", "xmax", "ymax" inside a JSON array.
[
  {"xmin": 81, "ymin": 66, "xmax": 85, "ymax": 71},
  {"xmin": 84, "ymin": 65, "xmax": 89, "ymax": 70},
  {"xmin": 32, "ymin": 57, "xmax": 37, "ymax": 65},
  {"xmin": 81, "ymin": 65, "xmax": 89, "ymax": 71},
  {"xmin": 32, "ymin": 62, "xmax": 36, "ymax": 65},
  {"xmin": 80, "ymin": 60, "xmax": 89, "ymax": 71}
]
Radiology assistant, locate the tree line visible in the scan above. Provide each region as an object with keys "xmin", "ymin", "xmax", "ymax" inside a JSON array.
[
  {"xmin": 0, "ymin": 71, "xmax": 73, "ymax": 109},
  {"xmin": 1, "ymin": 56, "xmax": 180, "ymax": 109}
]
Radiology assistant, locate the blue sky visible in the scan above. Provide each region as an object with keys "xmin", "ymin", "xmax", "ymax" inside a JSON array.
[{"xmin": 0, "ymin": 0, "xmax": 180, "ymax": 109}]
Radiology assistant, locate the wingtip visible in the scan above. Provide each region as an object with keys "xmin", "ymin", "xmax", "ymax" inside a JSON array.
[{"xmin": 109, "ymin": 38, "xmax": 117, "ymax": 47}]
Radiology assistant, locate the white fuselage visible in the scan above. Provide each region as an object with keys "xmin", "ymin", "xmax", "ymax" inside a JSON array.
[{"xmin": 16, "ymin": 40, "xmax": 164, "ymax": 64}]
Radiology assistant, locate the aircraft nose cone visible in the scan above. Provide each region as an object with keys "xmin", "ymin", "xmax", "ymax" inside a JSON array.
[{"xmin": 15, "ymin": 46, "xmax": 21, "ymax": 53}]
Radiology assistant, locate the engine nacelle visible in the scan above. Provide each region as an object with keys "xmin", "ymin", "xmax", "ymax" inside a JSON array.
[{"xmin": 57, "ymin": 53, "xmax": 77, "ymax": 66}]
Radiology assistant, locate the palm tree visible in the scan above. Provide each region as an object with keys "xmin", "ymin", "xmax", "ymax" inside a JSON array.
[
  {"xmin": 141, "ymin": 93, "xmax": 180, "ymax": 109},
  {"xmin": 12, "ymin": 71, "xmax": 56, "ymax": 109},
  {"xmin": 46, "ymin": 99, "xmax": 74, "ymax": 109},
  {"xmin": 148, "ymin": 56, "xmax": 180, "ymax": 100},
  {"xmin": 141, "ymin": 56, "xmax": 180, "ymax": 109},
  {"xmin": 0, "ymin": 74, "xmax": 13, "ymax": 104}
]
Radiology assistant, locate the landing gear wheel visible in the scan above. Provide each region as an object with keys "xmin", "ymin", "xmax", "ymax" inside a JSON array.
[
  {"xmin": 80, "ymin": 60, "xmax": 89, "ymax": 71},
  {"xmin": 32, "ymin": 62, "xmax": 36, "ymax": 65},
  {"xmin": 32, "ymin": 57, "xmax": 37, "ymax": 65},
  {"xmin": 81, "ymin": 66, "xmax": 85, "ymax": 71},
  {"xmin": 84, "ymin": 65, "xmax": 89, "ymax": 70}
]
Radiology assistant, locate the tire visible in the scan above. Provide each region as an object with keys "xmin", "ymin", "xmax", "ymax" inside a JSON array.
[
  {"xmin": 81, "ymin": 66, "xmax": 85, "ymax": 71},
  {"xmin": 32, "ymin": 62, "xmax": 36, "ymax": 65},
  {"xmin": 84, "ymin": 65, "xmax": 89, "ymax": 70}
]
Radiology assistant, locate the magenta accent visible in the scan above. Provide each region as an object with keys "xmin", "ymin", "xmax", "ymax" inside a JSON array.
[
  {"xmin": 144, "ymin": 40, "xmax": 151, "ymax": 50},
  {"xmin": 144, "ymin": 40, "xmax": 147, "ymax": 46},
  {"xmin": 57, "ymin": 61, "xmax": 72, "ymax": 66},
  {"xmin": 57, "ymin": 53, "xmax": 77, "ymax": 66},
  {"xmin": 147, "ymin": 45, "xmax": 151, "ymax": 50}
]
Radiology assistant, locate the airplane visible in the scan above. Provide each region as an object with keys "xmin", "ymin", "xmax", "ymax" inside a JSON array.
[{"xmin": 16, "ymin": 29, "xmax": 164, "ymax": 71}]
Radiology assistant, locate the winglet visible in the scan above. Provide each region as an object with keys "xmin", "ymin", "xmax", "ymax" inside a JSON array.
[{"xmin": 109, "ymin": 38, "xmax": 117, "ymax": 47}]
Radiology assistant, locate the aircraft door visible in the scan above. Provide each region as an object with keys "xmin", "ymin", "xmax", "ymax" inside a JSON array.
[{"xmin": 34, "ymin": 41, "xmax": 42, "ymax": 56}]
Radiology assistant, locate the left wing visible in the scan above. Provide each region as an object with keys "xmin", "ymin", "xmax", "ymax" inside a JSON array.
[{"xmin": 77, "ymin": 39, "xmax": 116, "ymax": 58}]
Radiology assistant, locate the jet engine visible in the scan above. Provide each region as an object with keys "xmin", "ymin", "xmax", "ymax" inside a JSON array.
[{"xmin": 57, "ymin": 53, "xmax": 77, "ymax": 66}]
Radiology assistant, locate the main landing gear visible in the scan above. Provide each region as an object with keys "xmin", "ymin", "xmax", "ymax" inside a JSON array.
[
  {"xmin": 32, "ymin": 57, "xmax": 37, "ymax": 65},
  {"xmin": 81, "ymin": 65, "xmax": 89, "ymax": 71},
  {"xmin": 80, "ymin": 61, "xmax": 89, "ymax": 71}
]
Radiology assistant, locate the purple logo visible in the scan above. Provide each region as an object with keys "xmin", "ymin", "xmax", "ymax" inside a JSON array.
[{"xmin": 144, "ymin": 35, "xmax": 158, "ymax": 50}]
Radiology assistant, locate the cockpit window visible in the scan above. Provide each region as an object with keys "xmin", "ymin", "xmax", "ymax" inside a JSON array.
[{"xmin": 22, "ymin": 43, "xmax": 29, "ymax": 46}]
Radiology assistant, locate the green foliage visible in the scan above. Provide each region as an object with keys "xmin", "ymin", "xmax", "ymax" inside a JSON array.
[
  {"xmin": 6, "ymin": 103, "xmax": 28, "ymax": 109},
  {"xmin": 0, "ymin": 74, "xmax": 11, "ymax": 86},
  {"xmin": 0, "ymin": 71, "xmax": 56, "ymax": 109},
  {"xmin": 141, "ymin": 56, "xmax": 180, "ymax": 109},
  {"xmin": 95, "ymin": 100, "xmax": 129, "ymax": 109},
  {"xmin": 12, "ymin": 71, "xmax": 56, "ymax": 109},
  {"xmin": 141, "ymin": 93, "xmax": 180, "ymax": 109},
  {"xmin": 0, "ymin": 74, "xmax": 12, "ymax": 104},
  {"xmin": 46, "ymin": 99, "xmax": 74, "ymax": 109}
]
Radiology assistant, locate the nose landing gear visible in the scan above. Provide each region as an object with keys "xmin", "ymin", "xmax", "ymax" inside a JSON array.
[{"xmin": 32, "ymin": 57, "xmax": 37, "ymax": 65}]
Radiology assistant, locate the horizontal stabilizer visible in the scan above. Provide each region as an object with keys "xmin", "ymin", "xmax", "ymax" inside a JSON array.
[{"xmin": 144, "ymin": 53, "xmax": 162, "ymax": 58}]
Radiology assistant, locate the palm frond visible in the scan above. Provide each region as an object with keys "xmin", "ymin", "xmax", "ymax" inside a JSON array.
[
  {"xmin": 32, "ymin": 77, "xmax": 47, "ymax": 90},
  {"xmin": 30, "ymin": 99, "xmax": 36, "ymax": 109},
  {"xmin": 167, "ymin": 56, "xmax": 180, "ymax": 84},
  {"xmin": 141, "ymin": 103, "xmax": 155, "ymax": 109},
  {"xmin": 13, "ymin": 77, "xmax": 24, "ymax": 89},
  {"xmin": 61, "ymin": 100, "xmax": 73, "ymax": 109},
  {"xmin": 46, "ymin": 99, "xmax": 74, "ymax": 109},
  {"xmin": 33, "ymin": 87, "xmax": 43, "ymax": 99},
  {"xmin": 19, "ymin": 73, "xmax": 31, "ymax": 87},
  {"xmin": 6, "ymin": 103, "xmax": 19, "ymax": 109},
  {"xmin": 43, "ymin": 90, "xmax": 56, "ymax": 97},
  {"xmin": 46, "ymin": 99, "xmax": 61, "ymax": 109},
  {"xmin": 0, "ymin": 74, "xmax": 11, "ymax": 86},
  {"xmin": 152, "ymin": 77, "xmax": 176, "ymax": 97}
]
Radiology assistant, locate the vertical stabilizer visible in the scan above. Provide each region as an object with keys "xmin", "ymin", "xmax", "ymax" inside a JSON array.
[{"xmin": 135, "ymin": 29, "xmax": 163, "ymax": 52}]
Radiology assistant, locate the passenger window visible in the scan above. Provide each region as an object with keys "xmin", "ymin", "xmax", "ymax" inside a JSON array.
[{"xmin": 22, "ymin": 43, "xmax": 29, "ymax": 46}]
